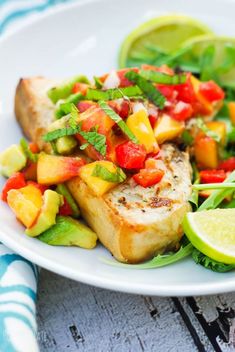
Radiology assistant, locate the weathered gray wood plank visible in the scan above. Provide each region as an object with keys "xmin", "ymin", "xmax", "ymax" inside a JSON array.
[{"xmin": 37, "ymin": 270, "xmax": 202, "ymax": 352}]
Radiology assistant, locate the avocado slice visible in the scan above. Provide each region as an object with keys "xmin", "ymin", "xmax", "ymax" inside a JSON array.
[
  {"xmin": 0, "ymin": 144, "xmax": 27, "ymax": 177},
  {"xmin": 26, "ymin": 190, "xmax": 62, "ymax": 237},
  {"xmin": 56, "ymin": 184, "xmax": 80, "ymax": 218},
  {"xmin": 48, "ymin": 115, "xmax": 78, "ymax": 155},
  {"xmin": 38, "ymin": 216, "xmax": 97, "ymax": 249}
]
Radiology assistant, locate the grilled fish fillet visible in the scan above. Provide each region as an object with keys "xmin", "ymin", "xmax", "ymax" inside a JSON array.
[{"xmin": 15, "ymin": 77, "xmax": 192, "ymax": 263}]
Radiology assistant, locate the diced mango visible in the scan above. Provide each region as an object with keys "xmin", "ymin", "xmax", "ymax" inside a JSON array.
[
  {"xmin": 126, "ymin": 109, "xmax": 159, "ymax": 153},
  {"xmin": 194, "ymin": 136, "xmax": 218, "ymax": 169},
  {"xmin": 205, "ymin": 121, "xmax": 226, "ymax": 146},
  {"xmin": 7, "ymin": 185, "xmax": 43, "ymax": 227},
  {"xmin": 79, "ymin": 161, "xmax": 121, "ymax": 196},
  {"xmin": 153, "ymin": 114, "xmax": 185, "ymax": 144},
  {"xmin": 228, "ymin": 102, "xmax": 235, "ymax": 126},
  {"xmin": 190, "ymin": 75, "xmax": 213, "ymax": 115}
]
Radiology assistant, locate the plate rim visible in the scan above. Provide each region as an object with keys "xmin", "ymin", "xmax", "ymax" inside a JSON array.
[{"xmin": 1, "ymin": 0, "xmax": 235, "ymax": 296}]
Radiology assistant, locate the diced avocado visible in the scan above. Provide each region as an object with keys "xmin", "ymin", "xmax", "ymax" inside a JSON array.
[
  {"xmin": 0, "ymin": 144, "xmax": 27, "ymax": 177},
  {"xmin": 38, "ymin": 216, "xmax": 97, "ymax": 249},
  {"xmin": 26, "ymin": 190, "xmax": 62, "ymax": 237},
  {"xmin": 56, "ymin": 136, "xmax": 77, "ymax": 155},
  {"xmin": 47, "ymin": 115, "xmax": 70, "ymax": 131},
  {"xmin": 56, "ymin": 184, "xmax": 80, "ymax": 218}
]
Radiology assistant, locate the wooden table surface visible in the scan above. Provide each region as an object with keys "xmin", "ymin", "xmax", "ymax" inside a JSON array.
[{"xmin": 37, "ymin": 269, "xmax": 235, "ymax": 352}]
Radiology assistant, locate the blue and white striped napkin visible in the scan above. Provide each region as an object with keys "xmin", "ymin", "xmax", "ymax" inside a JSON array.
[{"xmin": 0, "ymin": 1, "xmax": 72, "ymax": 351}]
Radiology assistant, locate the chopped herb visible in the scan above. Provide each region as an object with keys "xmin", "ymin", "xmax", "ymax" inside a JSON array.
[
  {"xmin": 196, "ymin": 118, "xmax": 221, "ymax": 143},
  {"xmin": 78, "ymin": 129, "xmax": 107, "ymax": 156},
  {"xmin": 139, "ymin": 70, "xmax": 187, "ymax": 84},
  {"xmin": 80, "ymin": 142, "xmax": 89, "ymax": 150},
  {"xmin": 92, "ymin": 164, "xmax": 126, "ymax": 183},
  {"xmin": 125, "ymin": 71, "xmax": 166, "ymax": 109},
  {"xmin": 56, "ymin": 184, "xmax": 80, "ymax": 218},
  {"xmin": 181, "ymin": 130, "xmax": 194, "ymax": 146},
  {"xmin": 43, "ymin": 126, "xmax": 81, "ymax": 142},
  {"xmin": 48, "ymin": 75, "xmax": 89, "ymax": 104},
  {"xmin": 98, "ymin": 100, "xmax": 138, "ymax": 143},
  {"xmin": 94, "ymin": 76, "xmax": 103, "ymax": 89},
  {"xmin": 86, "ymin": 86, "xmax": 142, "ymax": 101},
  {"xmin": 192, "ymin": 248, "xmax": 235, "ymax": 272},
  {"xmin": 69, "ymin": 104, "xmax": 79, "ymax": 129},
  {"xmin": 20, "ymin": 138, "xmax": 38, "ymax": 162},
  {"xmin": 55, "ymin": 93, "xmax": 84, "ymax": 119}
]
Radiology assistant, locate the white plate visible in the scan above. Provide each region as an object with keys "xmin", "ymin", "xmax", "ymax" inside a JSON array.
[{"xmin": 1, "ymin": 0, "xmax": 235, "ymax": 296}]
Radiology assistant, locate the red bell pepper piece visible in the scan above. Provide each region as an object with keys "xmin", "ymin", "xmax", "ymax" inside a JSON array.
[
  {"xmin": 59, "ymin": 197, "xmax": 73, "ymax": 216},
  {"xmin": 115, "ymin": 141, "xmax": 146, "ymax": 169},
  {"xmin": 170, "ymin": 101, "xmax": 193, "ymax": 121},
  {"xmin": 133, "ymin": 168, "xmax": 164, "ymax": 188},
  {"xmin": 219, "ymin": 157, "xmax": 235, "ymax": 172},
  {"xmin": 199, "ymin": 81, "xmax": 225, "ymax": 102},
  {"xmin": 199, "ymin": 169, "xmax": 226, "ymax": 184},
  {"xmin": 1, "ymin": 172, "xmax": 26, "ymax": 202}
]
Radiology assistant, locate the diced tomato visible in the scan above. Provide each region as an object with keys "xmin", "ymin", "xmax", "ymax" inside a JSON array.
[
  {"xmin": 108, "ymin": 100, "xmax": 130, "ymax": 119},
  {"xmin": 170, "ymin": 101, "xmax": 193, "ymax": 121},
  {"xmin": 72, "ymin": 82, "xmax": 89, "ymax": 95},
  {"xmin": 26, "ymin": 181, "xmax": 48, "ymax": 194},
  {"xmin": 199, "ymin": 81, "xmax": 225, "ymax": 102},
  {"xmin": 59, "ymin": 197, "xmax": 73, "ymax": 216},
  {"xmin": 148, "ymin": 106, "xmax": 159, "ymax": 128},
  {"xmin": 133, "ymin": 168, "xmax": 164, "ymax": 187},
  {"xmin": 117, "ymin": 68, "xmax": 139, "ymax": 87},
  {"xmin": 219, "ymin": 157, "xmax": 235, "ymax": 172},
  {"xmin": 29, "ymin": 142, "xmax": 40, "ymax": 154},
  {"xmin": 174, "ymin": 73, "xmax": 197, "ymax": 104},
  {"xmin": 77, "ymin": 101, "xmax": 95, "ymax": 113},
  {"xmin": 115, "ymin": 141, "xmax": 146, "ymax": 169},
  {"xmin": 1, "ymin": 172, "xmax": 26, "ymax": 202},
  {"xmin": 199, "ymin": 169, "xmax": 226, "ymax": 183},
  {"xmin": 157, "ymin": 84, "xmax": 175, "ymax": 101},
  {"xmin": 23, "ymin": 162, "xmax": 37, "ymax": 181}
]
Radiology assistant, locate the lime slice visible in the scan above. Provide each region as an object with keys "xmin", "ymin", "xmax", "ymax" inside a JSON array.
[
  {"xmin": 119, "ymin": 14, "xmax": 213, "ymax": 68},
  {"xmin": 183, "ymin": 209, "xmax": 235, "ymax": 264},
  {"xmin": 179, "ymin": 35, "xmax": 235, "ymax": 86}
]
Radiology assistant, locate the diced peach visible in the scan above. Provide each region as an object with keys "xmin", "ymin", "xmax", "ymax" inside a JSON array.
[
  {"xmin": 7, "ymin": 184, "xmax": 43, "ymax": 227},
  {"xmin": 37, "ymin": 154, "xmax": 85, "ymax": 185},
  {"xmin": 206, "ymin": 121, "xmax": 226, "ymax": 145},
  {"xmin": 154, "ymin": 114, "xmax": 185, "ymax": 144},
  {"xmin": 190, "ymin": 76, "xmax": 213, "ymax": 115},
  {"xmin": 78, "ymin": 106, "xmax": 115, "ymax": 135},
  {"xmin": 126, "ymin": 109, "xmax": 159, "ymax": 153},
  {"xmin": 194, "ymin": 136, "xmax": 218, "ymax": 169},
  {"xmin": 228, "ymin": 102, "xmax": 235, "ymax": 126}
]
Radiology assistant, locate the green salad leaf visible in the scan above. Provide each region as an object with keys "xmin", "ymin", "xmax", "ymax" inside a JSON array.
[
  {"xmin": 139, "ymin": 70, "xmax": 187, "ymax": 84},
  {"xmin": 125, "ymin": 71, "xmax": 166, "ymax": 109},
  {"xmin": 101, "ymin": 243, "xmax": 193, "ymax": 269},
  {"xmin": 192, "ymin": 248, "xmax": 235, "ymax": 272},
  {"xmin": 98, "ymin": 100, "xmax": 138, "ymax": 143},
  {"xmin": 92, "ymin": 164, "xmax": 126, "ymax": 183}
]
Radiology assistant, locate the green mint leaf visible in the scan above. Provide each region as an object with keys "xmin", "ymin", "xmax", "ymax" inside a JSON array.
[
  {"xmin": 80, "ymin": 143, "xmax": 89, "ymax": 150},
  {"xmin": 98, "ymin": 100, "xmax": 138, "ymax": 143},
  {"xmin": 43, "ymin": 126, "xmax": 81, "ymax": 142},
  {"xmin": 69, "ymin": 104, "xmax": 79, "ymax": 129},
  {"xmin": 92, "ymin": 164, "xmax": 126, "ymax": 183},
  {"xmin": 125, "ymin": 71, "xmax": 165, "ymax": 109},
  {"xmin": 86, "ymin": 86, "xmax": 142, "ymax": 101},
  {"xmin": 181, "ymin": 130, "xmax": 194, "ymax": 146},
  {"xmin": 78, "ymin": 129, "xmax": 107, "ymax": 156},
  {"xmin": 139, "ymin": 70, "xmax": 187, "ymax": 85}
]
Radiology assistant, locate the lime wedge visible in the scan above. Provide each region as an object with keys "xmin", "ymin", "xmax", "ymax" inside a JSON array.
[
  {"xmin": 119, "ymin": 14, "xmax": 213, "ymax": 68},
  {"xmin": 183, "ymin": 209, "xmax": 235, "ymax": 264},
  {"xmin": 179, "ymin": 35, "xmax": 235, "ymax": 86}
]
